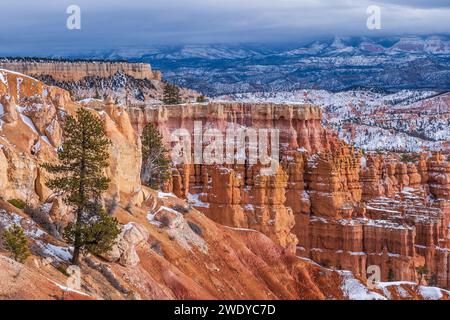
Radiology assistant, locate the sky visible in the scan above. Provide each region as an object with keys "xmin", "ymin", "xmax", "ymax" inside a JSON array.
[{"xmin": 1, "ymin": 0, "xmax": 450, "ymax": 55}]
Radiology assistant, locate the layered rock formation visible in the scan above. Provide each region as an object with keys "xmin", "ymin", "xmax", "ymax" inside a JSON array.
[
  {"xmin": 126, "ymin": 103, "xmax": 335, "ymax": 251},
  {"xmin": 125, "ymin": 102, "xmax": 450, "ymax": 290},
  {"xmin": 0, "ymin": 59, "xmax": 201, "ymax": 106},
  {"xmin": 0, "ymin": 68, "xmax": 402, "ymax": 300},
  {"xmin": 128, "ymin": 102, "xmax": 330, "ymax": 150},
  {"xmin": 0, "ymin": 69, "xmax": 144, "ymax": 220},
  {"xmin": 0, "ymin": 60, "xmax": 161, "ymax": 81},
  {"xmin": 0, "ymin": 67, "xmax": 449, "ymax": 299},
  {"xmin": 1, "ymin": 190, "xmax": 447, "ymax": 300}
]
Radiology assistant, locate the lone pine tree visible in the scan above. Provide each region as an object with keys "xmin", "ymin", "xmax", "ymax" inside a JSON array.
[
  {"xmin": 196, "ymin": 95, "xmax": 207, "ymax": 103},
  {"xmin": 416, "ymin": 266, "xmax": 429, "ymax": 284},
  {"xmin": 3, "ymin": 224, "xmax": 30, "ymax": 263},
  {"xmin": 44, "ymin": 108, "xmax": 120, "ymax": 265},
  {"xmin": 141, "ymin": 123, "xmax": 171, "ymax": 189},
  {"xmin": 163, "ymin": 83, "xmax": 181, "ymax": 105}
]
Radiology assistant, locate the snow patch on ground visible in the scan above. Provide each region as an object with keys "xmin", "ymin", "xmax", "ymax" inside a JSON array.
[
  {"xmin": 41, "ymin": 135, "xmax": 51, "ymax": 146},
  {"xmin": 78, "ymin": 98, "xmax": 104, "ymax": 104},
  {"xmin": 378, "ymin": 281, "xmax": 415, "ymax": 299},
  {"xmin": 224, "ymin": 226, "xmax": 259, "ymax": 233},
  {"xmin": 418, "ymin": 286, "xmax": 444, "ymax": 300},
  {"xmin": 19, "ymin": 114, "xmax": 39, "ymax": 134},
  {"xmin": 146, "ymin": 213, "xmax": 163, "ymax": 227},
  {"xmin": 51, "ymin": 281, "xmax": 90, "ymax": 297},
  {"xmin": 157, "ymin": 191, "xmax": 176, "ymax": 198},
  {"xmin": 338, "ymin": 270, "xmax": 387, "ymax": 300},
  {"xmin": 37, "ymin": 241, "xmax": 72, "ymax": 262},
  {"xmin": 187, "ymin": 193, "xmax": 210, "ymax": 208},
  {"xmin": 0, "ymin": 68, "xmax": 39, "ymax": 82},
  {"xmin": 0, "ymin": 210, "xmax": 46, "ymax": 238}
]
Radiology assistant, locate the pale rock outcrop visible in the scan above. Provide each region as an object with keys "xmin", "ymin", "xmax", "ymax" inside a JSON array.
[
  {"xmin": 0, "ymin": 95, "xmax": 19, "ymax": 123},
  {"xmin": 103, "ymin": 222, "xmax": 149, "ymax": 267},
  {"xmin": 0, "ymin": 61, "xmax": 160, "ymax": 82},
  {"xmin": 102, "ymin": 99, "xmax": 144, "ymax": 206}
]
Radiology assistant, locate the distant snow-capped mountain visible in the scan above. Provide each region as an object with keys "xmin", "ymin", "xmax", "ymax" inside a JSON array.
[{"xmin": 61, "ymin": 35, "xmax": 450, "ymax": 96}]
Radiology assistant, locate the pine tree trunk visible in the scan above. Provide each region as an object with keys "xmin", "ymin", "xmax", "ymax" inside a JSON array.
[
  {"xmin": 72, "ymin": 133, "xmax": 87, "ymax": 266},
  {"xmin": 72, "ymin": 242, "xmax": 81, "ymax": 265},
  {"xmin": 71, "ymin": 204, "xmax": 84, "ymax": 265}
]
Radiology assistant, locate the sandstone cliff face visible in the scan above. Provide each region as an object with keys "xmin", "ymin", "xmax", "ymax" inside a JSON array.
[
  {"xmin": 291, "ymin": 151, "xmax": 449, "ymax": 288},
  {"xmin": 128, "ymin": 103, "xmax": 329, "ymax": 151},
  {"xmin": 0, "ymin": 61, "xmax": 161, "ymax": 82},
  {"xmin": 127, "ymin": 102, "xmax": 450, "ymax": 290},
  {"xmin": 102, "ymin": 99, "xmax": 144, "ymax": 206},
  {"xmin": 0, "ymin": 69, "xmax": 143, "ymax": 210},
  {"xmin": 126, "ymin": 103, "xmax": 333, "ymax": 251}
]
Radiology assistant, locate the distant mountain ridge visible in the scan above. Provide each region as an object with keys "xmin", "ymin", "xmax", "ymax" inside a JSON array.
[
  {"xmin": 80, "ymin": 35, "xmax": 450, "ymax": 95},
  {"xmin": 15, "ymin": 35, "xmax": 450, "ymax": 96}
]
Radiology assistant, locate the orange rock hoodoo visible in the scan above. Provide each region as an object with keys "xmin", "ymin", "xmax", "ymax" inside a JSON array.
[{"xmin": 128, "ymin": 103, "xmax": 450, "ymax": 289}]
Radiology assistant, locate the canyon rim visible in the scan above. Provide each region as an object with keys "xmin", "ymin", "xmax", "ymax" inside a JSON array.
[{"xmin": 0, "ymin": 2, "xmax": 450, "ymax": 313}]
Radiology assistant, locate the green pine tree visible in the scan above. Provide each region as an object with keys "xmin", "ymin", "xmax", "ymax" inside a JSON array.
[
  {"xmin": 427, "ymin": 273, "xmax": 438, "ymax": 286},
  {"xmin": 196, "ymin": 95, "xmax": 207, "ymax": 103},
  {"xmin": 416, "ymin": 266, "xmax": 429, "ymax": 284},
  {"xmin": 43, "ymin": 108, "xmax": 120, "ymax": 265},
  {"xmin": 141, "ymin": 123, "xmax": 171, "ymax": 189},
  {"xmin": 400, "ymin": 153, "xmax": 419, "ymax": 163},
  {"xmin": 94, "ymin": 87, "xmax": 102, "ymax": 100},
  {"xmin": 3, "ymin": 224, "xmax": 30, "ymax": 263},
  {"xmin": 388, "ymin": 268, "xmax": 395, "ymax": 282},
  {"xmin": 163, "ymin": 83, "xmax": 181, "ymax": 105}
]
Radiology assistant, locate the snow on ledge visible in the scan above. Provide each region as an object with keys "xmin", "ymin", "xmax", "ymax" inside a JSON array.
[{"xmin": 338, "ymin": 270, "xmax": 387, "ymax": 300}]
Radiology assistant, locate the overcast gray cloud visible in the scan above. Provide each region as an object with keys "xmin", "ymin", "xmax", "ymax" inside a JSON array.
[
  {"xmin": 0, "ymin": 0, "xmax": 449, "ymax": 55},
  {"xmin": 374, "ymin": 0, "xmax": 450, "ymax": 8}
]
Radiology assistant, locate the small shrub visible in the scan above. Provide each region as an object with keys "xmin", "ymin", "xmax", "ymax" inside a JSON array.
[
  {"xmin": 388, "ymin": 268, "xmax": 395, "ymax": 282},
  {"xmin": 187, "ymin": 221, "xmax": 203, "ymax": 237},
  {"xmin": 416, "ymin": 266, "xmax": 429, "ymax": 284},
  {"xmin": 3, "ymin": 224, "xmax": 30, "ymax": 263},
  {"xmin": 196, "ymin": 95, "xmax": 207, "ymax": 103},
  {"xmin": 8, "ymin": 199, "xmax": 27, "ymax": 210},
  {"xmin": 56, "ymin": 265, "xmax": 69, "ymax": 276},
  {"xmin": 428, "ymin": 273, "xmax": 438, "ymax": 286},
  {"xmin": 400, "ymin": 153, "xmax": 419, "ymax": 163},
  {"xmin": 321, "ymin": 259, "xmax": 331, "ymax": 268},
  {"xmin": 124, "ymin": 202, "xmax": 133, "ymax": 214}
]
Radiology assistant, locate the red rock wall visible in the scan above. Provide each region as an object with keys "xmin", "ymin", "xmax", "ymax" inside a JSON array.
[{"xmin": 127, "ymin": 102, "xmax": 450, "ymax": 289}]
